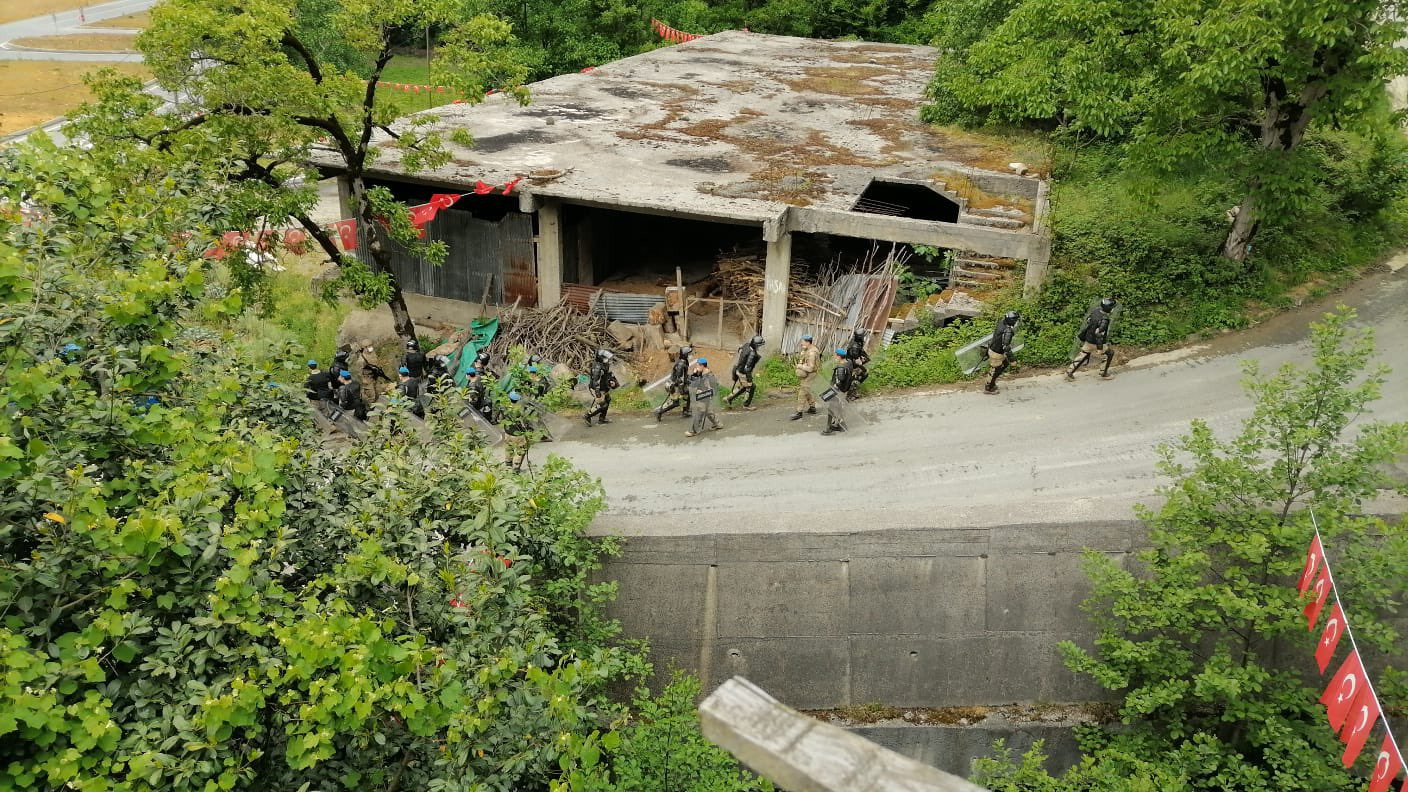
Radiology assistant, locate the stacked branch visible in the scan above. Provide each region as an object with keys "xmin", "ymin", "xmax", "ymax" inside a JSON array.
[
  {"xmin": 488, "ymin": 302, "xmax": 625, "ymax": 371},
  {"xmin": 715, "ymin": 255, "xmax": 842, "ymax": 316}
]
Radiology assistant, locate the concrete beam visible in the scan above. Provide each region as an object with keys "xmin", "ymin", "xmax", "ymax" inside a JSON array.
[
  {"xmin": 788, "ymin": 207, "xmax": 1037, "ymax": 260},
  {"xmin": 700, "ymin": 676, "xmax": 990, "ymax": 792},
  {"xmin": 762, "ymin": 233, "xmax": 792, "ymax": 346},
  {"xmin": 1023, "ymin": 181, "xmax": 1053, "ymax": 298},
  {"xmin": 536, "ymin": 200, "xmax": 564, "ymax": 308}
]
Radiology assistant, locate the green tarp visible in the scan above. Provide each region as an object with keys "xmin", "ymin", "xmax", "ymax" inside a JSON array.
[{"xmin": 451, "ymin": 317, "xmax": 499, "ymax": 386}]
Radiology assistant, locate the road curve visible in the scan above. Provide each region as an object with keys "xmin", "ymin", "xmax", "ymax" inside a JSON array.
[
  {"xmin": 0, "ymin": 0, "xmax": 156, "ymax": 61},
  {"xmin": 539, "ymin": 268, "xmax": 1408, "ymax": 536}
]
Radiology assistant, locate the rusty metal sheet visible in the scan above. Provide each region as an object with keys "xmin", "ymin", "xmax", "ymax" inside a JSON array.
[{"xmin": 501, "ymin": 213, "xmax": 537, "ymax": 306}]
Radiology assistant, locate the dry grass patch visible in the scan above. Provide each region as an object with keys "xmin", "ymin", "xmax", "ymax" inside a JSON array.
[
  {"xmin": 83, "ymin": 10, "xmax": 151, "ymax": 29},
  {"xmin": 10, "ymin": 33, "xmax": 138, "ymax": 52},
  {"xmin": 0, "ymin": 60, "xmax": 148, "ymax": 135}
]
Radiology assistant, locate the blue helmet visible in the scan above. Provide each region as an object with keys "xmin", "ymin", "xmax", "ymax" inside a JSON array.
[
  {"xmin": 63, "ymin": 343, "xmax": 82, "ymax": 354},
  {"xmin": 508, "ymin": 390, "xmax": 522, "ymax": 402},
  {"xmin": 801, "ymin": 334, "xmax": 813, "ymax": 342},
  {"xmin": 398, "ymin": 366, "xmax": 410, "ymax": 375},
  {"xmin": 307, "ymin": 359, "xmax": 318, "ymax": 368},
  {"xmin": 339, "ymin": 370, "xmax": 352, "ymax": 379},
  {"xmin": 696, "ymin": 357, "xmax": 708, "ymax": 366},
  {"xmin": 835, "ymin": 348, "xmax": 847, "ymax": 357},
  {"xmin": 467, "ymin": 367, "xmax": 479, "ymax": 376},
  {"xmin": 527, "ymin": 365, "xmax": 538, "ymax": 373}
]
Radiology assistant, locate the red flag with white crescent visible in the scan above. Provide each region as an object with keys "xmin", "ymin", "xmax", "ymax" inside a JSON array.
[
  {"xmin": 408, "ymin": 203, "xmax": 437, "ymax": 228},
  {"xmin": 1304, "ymin": 564, "xmax": 1331, "ymax": 630},
  {"xmin": 1369, "ymin": 734, "xmax": 1403, "ymax": 792},
  {"xmin": 1298, "ymin": 534, "xmax": 1324, "ymax": 595},
  {"xmin": 474, "ymin": 180, "xmax": 494, "ymax": 195},
  {"xmin": 1320, "ymin": 650, "xmax": 1367, "ymax": 731},
  {"xmin": 501, "ymin": 177, "xmax": 522, "ymax": 195},
  {"xmin": 1315, "ymin": 602, "xmax": 1346, "ymax": 673},
  {"xmin": 1341, "ymin": 686, "xmax": 1381, "ymax": 767},
  {"xmin": 332, "ymin": 219, "xmax": 357, "ymax": 250},
  {"xmin": 429, "ymin": 193, "xmax": 462, "ymax": 210}
]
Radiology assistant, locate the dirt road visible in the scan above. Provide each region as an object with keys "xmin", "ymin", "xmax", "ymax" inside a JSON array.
[{"xmin": 539, "ymin": 268, "xmax": 1408, "ymax": 535}]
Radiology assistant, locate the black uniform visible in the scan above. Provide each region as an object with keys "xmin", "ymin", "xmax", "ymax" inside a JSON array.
[
  {"xmin": 984, "ymin": 319, "xmax": 1018, "ymax": 394},
  {"xmin": 1068, "ymin": 302, "xmax": 1116, "ymax": 379},
  {"xmin": 725, "ymin": 342, "xmax": 763, "ymax": 408},
  {"xmin": 402, "ymin": 349, "xmax": 427, "ymax": 378},
  {"xmin": 336, "ymin": 378, "xmax": 368, "ymax": 421},
  {"xmin": 655, "ymin": 356, "xmax": 693, "ymax": 420},
  {"xmin": 845, "ymin": 335, "xmax": 870, "ymax": 398},
  {"xmin": 465, "ymin": 377, "xmax": 489, "ymax": 420},
  {"xmin": 305, "ymin": 369, "xmax": 335, "ymax": 403},
  {"xmin": 584, "ymin": 358, "xmax": 617, "ymax": 426},
  {"xmin": 396, "ymin": 376, "xmax": 426, "ymax": 418}
]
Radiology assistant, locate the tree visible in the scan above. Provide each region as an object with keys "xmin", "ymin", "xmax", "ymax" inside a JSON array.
[
  {"xmin": 1047, "ymin": 310, "xmax": 1408, "ymax": 790},
  {"xmin": 925, "ymin": 0, "xmax": 1408, "ymax": 262},
  {"xmin": 0, "ymin": 138, "xmax": 647, "ymax": 790},
  {"xmin": 86, "ymin": 0, "xmax": 530, "ymax": 342}
]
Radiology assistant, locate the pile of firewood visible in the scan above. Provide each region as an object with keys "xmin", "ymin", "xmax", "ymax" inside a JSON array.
[
  {"xmin": 488, "ymin": 302, "xmax": 624, "ymax": 371},
  {"xmin": 715, "ymin": 255, "xmax": 842, "ymax": 317}
]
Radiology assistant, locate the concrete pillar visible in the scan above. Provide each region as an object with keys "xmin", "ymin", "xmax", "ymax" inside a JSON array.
[
  {"xmin": 336, "ymin": 176, "xmax": 354, "ymax": 219},
  {"xmin": 536, "ymin": 200, "xmax": 564, "ymax": 308},
  {"xmin": 762, "ymin": 232, "xmax": 792, "ymax": 345}
]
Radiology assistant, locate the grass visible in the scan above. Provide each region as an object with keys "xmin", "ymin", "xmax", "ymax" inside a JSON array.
[
  {"xmin": 375, "ymin": 55, "xmax": 458, "ymax": 115},
  {"xmin": 10, "ymin": 33, "xmax": 137, "ymax": 52},
  {"xmin": 0, "ymin": 61, "xmax": 149, "ymax": 135},
  {"xmin": 0, "ymin": 0, "xmax": 93, "ymax": 25},
  {"xmin": 83, "ymin": 10, "xmax": 150, "ymax": 28}
]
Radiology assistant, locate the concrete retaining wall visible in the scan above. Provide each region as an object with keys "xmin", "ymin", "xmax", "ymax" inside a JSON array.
[
  {"xmin": 853, "ymin": 723, "xmax": 1082, "ymax": 779},
  {"xmin": 598, "ymin": 520, "xmax": 1146, "ymax": 710}
]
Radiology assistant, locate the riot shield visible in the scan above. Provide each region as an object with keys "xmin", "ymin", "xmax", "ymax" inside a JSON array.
[
  {"xmin": 956, "ymin": 332, "xmax": 1027, "ymax": 375},
  {"xmin": 456, "ymin": 402, "xmax": 505, "ymax": 445},
  {"xmin": 522, "ymin": 397, "xmax": 572, "ymax": 442},
  {"xmin": 325, "ymin": 406, "xmax": 367, "ymax": 438}
]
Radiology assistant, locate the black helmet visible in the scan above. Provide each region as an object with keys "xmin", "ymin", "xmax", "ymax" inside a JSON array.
[
  {"xmin": 679, "ymin": 345, "xmax": 693, "ymax": 359},
  {"xmin": 595, "ymin": 349, "xmax": 613, "ymax": 363},
  {"xmin": 1099, "ymin": 297, "xmax": 1116, "ymax": 312},
  {"xmin": 1002, "ymin": 311, "xmax": 1020, "ymax": 326},
  {"xmin": 405, "ymin": 339, "xmax": 418, "ymax": 351},
  {"xmin": 751, "ymin": 335, "xmax": 765, "ymax": 348},
  {"xmin": 527, "ymin": 354, "xmax": 542, "ymax": 365},
  {"xmin": 852, "ymin": 329, "xmax": 867, "ymax": 341}
]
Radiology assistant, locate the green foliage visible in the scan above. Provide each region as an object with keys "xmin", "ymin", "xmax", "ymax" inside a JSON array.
[
  {"xmin": 972, "ymin": 739, "xmax": 1189, "ymax": 791},
  {"xmin": 867, "ymin": 319, "xmax": 988, "ymax": 389},
  {"xmin": 0, "ymin": 140, "xmax": 649, "ymax": 791},
  {"xmin": 1044, "ymin": 310, "xmax": 1408, "ymax": 790},
  {"xmin": 753, "ymin": 355, "xmax": 800, "ymax": 397},
  {"xmin": 570, "ymin": 673, "xmax": 773, "ymax": 792}
]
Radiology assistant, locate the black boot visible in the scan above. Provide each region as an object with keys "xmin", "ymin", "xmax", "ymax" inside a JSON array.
[
  {"xmin": 806, "ymin": 406, "xmax": 817, "ymax": 414},
  {"xmin": 789, "ymin": 411, "xmax": 803, "ymax": 421},
  {"xmin": 821, "ymin": 423, "xmax": 837, "ymax": 436}
]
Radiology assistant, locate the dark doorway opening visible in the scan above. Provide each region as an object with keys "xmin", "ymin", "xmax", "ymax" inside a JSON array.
[{"xmin": 851, "ymin": 180, "xmax": 961, "ymax": 223}]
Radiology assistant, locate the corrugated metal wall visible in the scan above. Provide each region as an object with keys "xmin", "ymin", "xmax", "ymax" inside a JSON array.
[{"xmin": 382, "ymin": 210, "xmax": 536, "ymax": 305}]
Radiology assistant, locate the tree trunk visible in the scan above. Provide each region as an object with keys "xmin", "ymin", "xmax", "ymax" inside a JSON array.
[
  {"xmin": 1221, "ymin": 192, "xmax": 1258, "ymax": 262},
  {"xmin": 349, "ymin": 175, "xmax": 418, "ymax": 344}
]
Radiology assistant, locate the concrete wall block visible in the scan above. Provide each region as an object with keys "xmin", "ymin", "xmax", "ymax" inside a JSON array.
[
  {"xmin": 854, "ymin": 723, "xmax": 1083, "ymax": 779},
  {"xmin": 711, "ymin": 533, "xmax": 854, "ymax": 563},
  {"xmin": 600, "ymin": 562, "xmax": 709, "ymax": 637},
  {"xmin": 848, "ymin": 556, "xmax": 986, "ymax": 636},
  {"xmin": 717, "ymin": 561, "xmax": 849, "ymax": 638},
  {"xmin": 850, "ymin": 529, "xmax": 990, "ymax": 559},
  {"xmin": 986, "ymin": 554, "xmax": 1074, "ymax": 632},
  {"xmin": 848, "ymin": 635, "xmax": 1080, "ymax": 705},
  {"xmin": 612, "ymin": 534, "xmax": 720, "ymax": 564},
  {"xmin": 712, "ymin": 639, "xmax": 851, "ymax": 710},
  {"xmin": 988, "ymin": 521, "xmax": 1143, "ymax": 553}
]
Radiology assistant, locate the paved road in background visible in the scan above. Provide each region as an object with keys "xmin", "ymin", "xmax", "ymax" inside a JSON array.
[
  {"xmin": 542, "ymin": 268, "xmax": 1408, "ymax": 535},
  {"xmin": 0, "ymin": 0, "xmax": 156, "ymax": 60}
]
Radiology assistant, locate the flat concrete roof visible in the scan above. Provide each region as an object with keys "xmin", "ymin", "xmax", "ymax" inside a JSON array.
[{"xmin": 353, "ymin": 31, "xmax": 1038, "ymax": 225}]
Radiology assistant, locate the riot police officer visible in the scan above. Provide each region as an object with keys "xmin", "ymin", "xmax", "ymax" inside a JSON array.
[
  {"xmin": 685, "ymin": 358, "xmax": 722, "ymax": 437},
  {"xmin": 984, "ymin": 311, "xmax": 1020, "ymax": 395},
  {"xmin": 1067, "ymin": 297, "xmax": 1116, "ymax": 380},
  {"xmin": 335, "ymin": 370, "xmax": 368, "ymax": 421},
  {"xmin": 402, "ymin": 339, "xmax": 426, "ymax": 378},
  {"xmin": 465, "ymin": 368, "xmax": 490, "ymax": 420},
  {"xmin": 724, "ymin": 335, "xmax": 765, "ymax": 410},
  {"xmin": 655, "ymin": 345, "xmax": 694, "ymax": 421},
  {"xmin": 844, "ymin": 329, "xmax": 871, "ymax": 399},
  {"xmin": 395, "ymin": 366, "xmax": 425, "ymax": 418},
  {"xmin": 584, "ymin": 349, "xmax": 618, "ymax": 427},
  {"xmin": 305, "ymin": 360, "xmax": 335, "ymax": 405},
  {"xmin": 822, "ymin": 348, "xmax": 853, "ymax": 436}
]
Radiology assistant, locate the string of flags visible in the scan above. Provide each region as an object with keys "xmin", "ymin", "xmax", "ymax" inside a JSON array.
[
  {"xmin": 205, "ymin": 178, "xmax": 524, "ymax": 258},
  {"xmin": 1298, "ymin": 514, "xmax": 1404, "ymax": 790},
  {"xmin": 375, "ymin": 81, "xmax": 453, "ymax": 95},
  {"xmin": 651, "ymin": 18, "xmax": 705, "ymax": 43}
]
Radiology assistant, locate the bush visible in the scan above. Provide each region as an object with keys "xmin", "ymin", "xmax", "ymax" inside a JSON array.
[{"xmin": 866, "ymin": 319, "xmax": 989, "ymax": 389}]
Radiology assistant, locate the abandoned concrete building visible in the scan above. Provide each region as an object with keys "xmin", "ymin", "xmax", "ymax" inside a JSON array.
[{"xmin": 327, "ymin": 30, "xmax": 1050, "ymax": 352}]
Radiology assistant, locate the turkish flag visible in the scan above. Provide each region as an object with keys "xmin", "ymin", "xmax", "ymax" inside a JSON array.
[
  {"xmin": 429, "ymin": 193, "xmax": 462, "ymax": 210},
  {"xmin": 409, "ymin": 203, "xmax": 437, "ymax": 227},
  {"xmin": 1320, "ymin": 650, "xmax": 1367, "ymax": 731},
  {"xmin": 1298, "ymin": 534, "xmax": 1325, "ymax": 595},
  {"xmin": 1304, "ymin": 564, "xmax": 1332, "ymax": 630},
  {"xmin": 1341, "ymin": 686, "xmax": 1381, "ymax": 767},
  {"xmin": 332, "ymin": 219, "xmax": 357, "ymax": 251},
  {"xmin": 474, "ymin": 180, "xmax": 494, "ymax": 195},
  {"xmin": 1315, "ymin": 602, "xmax": 1346, "ymax": 673},
  {"xmin": 283, "ymin": 229, "xmax": 308, "ymax": 254},
  {"xmin": 1370, "ymin": 735, "xmax": 1403, "ymax": 792},
  {"xmin": 501, "ymin": 177, "xmax": 522, "ymax": 195}
]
